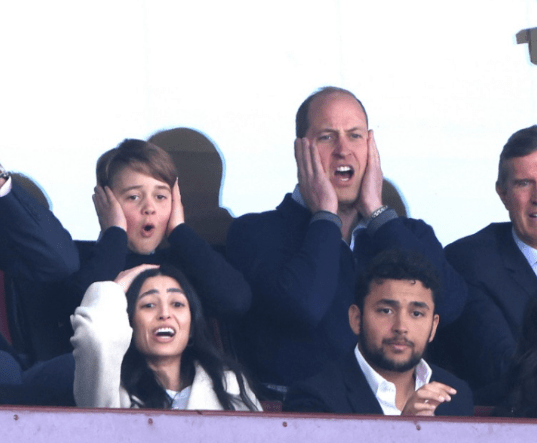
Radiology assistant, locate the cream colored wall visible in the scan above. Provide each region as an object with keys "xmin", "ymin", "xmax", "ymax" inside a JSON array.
[{"xmin": 1, "ymin": 0, "xmax": 536, "ymax": 245}]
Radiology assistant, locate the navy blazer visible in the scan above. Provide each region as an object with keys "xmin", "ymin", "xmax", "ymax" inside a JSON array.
[
  {"xmin": 227, "ymin": 194, "xmax": 468, "ymax": 387},
  {"xmin": 0, "ymin": 182, "xmax": 78, "ymax": 280},
  {"xmin": 284, "ymin": 350, "xmax": 474, "ymax": 416},
  {"xmin": 443, "ymin": 222, "xmax": 537, "ymax": 389}
]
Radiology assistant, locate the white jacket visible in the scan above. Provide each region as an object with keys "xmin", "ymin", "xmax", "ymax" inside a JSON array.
[{"xmin": 71, "ymin": 281, "xmax": 261, "ymax": 410}]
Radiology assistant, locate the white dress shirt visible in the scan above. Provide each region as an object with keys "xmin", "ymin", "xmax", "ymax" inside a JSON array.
[{"xmin": 354, "ymin": 345, "xmax": 432, "ymax": 415}]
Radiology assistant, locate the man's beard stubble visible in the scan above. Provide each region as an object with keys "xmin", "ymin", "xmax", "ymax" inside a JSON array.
[{"xmin": 358, "ymin": 326, "xmax": 426, "ymax": 373}]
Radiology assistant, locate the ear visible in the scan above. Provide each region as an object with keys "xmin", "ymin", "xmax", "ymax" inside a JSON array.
[
  {"xmin": 349, "ymin": 304, "xmax": 361, "ymax": 336},
  {"xmin": 428, "ymin": 313, "xmax": 440, "ymax": 343},
  {"xmin": 496, "ymin": 181, "xmax": 509, "ymax": 210}
]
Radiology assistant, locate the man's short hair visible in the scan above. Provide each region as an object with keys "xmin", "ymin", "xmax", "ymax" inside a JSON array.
[
  {"xmin": 96, "ymin": 139, "xmax": 177, "ymax": 189},
  {"xmin": 354, "ymin": 250, "xmax": 441, "ymax": 311},
  {"xmin": 295, "ymin": 86, "xmax": 369, "ymax": 138},
  {"xmin": 497, "ymin": 125, "xmax": 537, "ymax": 189}
]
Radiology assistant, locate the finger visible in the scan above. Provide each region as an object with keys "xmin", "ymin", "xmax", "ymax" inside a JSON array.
[
  {"xmin": 173, "ymin": 178, "xmax": 181, "ymax": 200},
  {"xmin": 423, "ymin": 382, "xmax": 457, "ymax": 396},
  {"xmin": 104, "ymin": 186, "xmax": 119, "ymax": 205},
  {"xmin": 294, "ymin": 138, "xmax": 311, "ymax": 183},
  {"xmin": 309, "ymin": 140, "xmax": 325, "ymax": 177},
  {"xmin": 415, "ymin": 409, "xmax": 436, "ymax": 416},
  {"xmin": 115, "ymin": 264, "xmax": 160, "ymax": 291},
  {"xmin": 367, "ymin": 130, "xmax": 380, "ymax": 167},
  {"xmin": 415, "ymin": 385, "xmax": 453, "ymax": 403},
  {"xmin": 92, "ymin": 188, "xmax": 106, "ymax": 215}
]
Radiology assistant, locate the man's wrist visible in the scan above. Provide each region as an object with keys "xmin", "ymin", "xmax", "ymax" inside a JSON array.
[
  {"xmin": 366, "ymin": 207, "xmax": 398, "ymax": 235},
  {"xmin": 310, "ymin": 210, "xmax": 342, "ymax": 230}
]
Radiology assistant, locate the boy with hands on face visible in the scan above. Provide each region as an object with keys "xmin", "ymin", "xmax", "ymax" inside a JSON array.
[{"xmin": 69, "ymin": 139, "xmax": 252, "ymax": 320}]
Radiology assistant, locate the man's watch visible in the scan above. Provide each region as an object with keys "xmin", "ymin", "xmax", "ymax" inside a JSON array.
[{"xmin": 0, "ymin": 164, "xmax": 10, "ymax": 181}]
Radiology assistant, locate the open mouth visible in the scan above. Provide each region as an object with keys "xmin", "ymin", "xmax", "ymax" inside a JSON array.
[
  {"xmin": 142, "ymin": 224, "xmax": 156, "ymax": 236},
  {"xmin": 334, "ymin": 166, "xmax": 354, "ymax": 182},
  {"xmin": 155, "ymin": 327, "xmax": 176, "ymax": 337}
]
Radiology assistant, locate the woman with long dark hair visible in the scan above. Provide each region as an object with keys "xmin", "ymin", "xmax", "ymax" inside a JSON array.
[{"xmin": 71, "ymin": 263, "xmax": 260, "ymax": 410}]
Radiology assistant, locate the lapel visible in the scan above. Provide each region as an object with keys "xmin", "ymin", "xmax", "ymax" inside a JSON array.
[
  {"xmin": 186, "ymin": 363, "xmax": 222, "ymax": 410},
  {"xmin": 498, "ymin": 224, "xmax": 537, "ymax": 298},
  {"xmin": 342, "ymin": 351, "xmax": 384, "ymax": 415}
]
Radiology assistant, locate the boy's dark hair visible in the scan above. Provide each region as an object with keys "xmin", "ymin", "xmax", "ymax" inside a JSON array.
[
  {"xmin": 96, "ymin": 139, "xmax": 177, "ymax": 189},
  {"xmin": 354, "ymin": 250, "xmax": 441, "ymax": 311}
]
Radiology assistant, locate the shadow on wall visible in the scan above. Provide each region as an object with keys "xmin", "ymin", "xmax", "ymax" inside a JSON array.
[
  {"xmin": 149, "ymin": 127, "xmax": 407, "ymax": 246},
  {"xmin": 382, "ymin": 179, "xmax": 407, "ymax": 218},
  {"xmin": 148, "ymin": 128, "xmax": 233, "ymax": 249}
]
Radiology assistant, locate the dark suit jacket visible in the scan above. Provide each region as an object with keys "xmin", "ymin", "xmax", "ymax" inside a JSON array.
[
  {"xmin": 0, "ymin": 182, "xmax": 78, "ymax": 280},
  {"xmin": 443, "ymin": 223, "xmax": 537, "ymax": 390},
  {"xmin": 227, "ymin": 194, "xmax": 467, "ymax": 387},
  {"xmin": 284, "ymin": 350, "xmax": 474, "ymax": 416}
]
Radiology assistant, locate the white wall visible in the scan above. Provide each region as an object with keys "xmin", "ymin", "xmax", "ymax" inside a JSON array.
[{"xmin": 1, "ymin": 0, "xmax": 536, "ymax": 245}]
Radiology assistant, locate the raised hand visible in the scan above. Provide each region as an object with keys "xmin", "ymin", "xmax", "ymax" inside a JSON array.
[
  {"xmin": 0, "ymin": 163, "xmax": 8, "ymax": 188},
  {"xmin": 166, "ymin": 178, "xmax": 185, "ymax": 237},
  {"xmin": 114, "ymin": 264, "xmax": 160, "ymax": 293},
  {"xmin": 401, "ymin": 382, "xmax": 457, "ymax": 416},
  {"xmin": 295, "ymin": 137, "xmax": 338, "ymax": 214},
  {"xmin": 355, "ymin": 130, "xmax": 384, "ymax": 218},
  {"xmin": 92, "ymin": 185, "xmax": 127, "ymax": 232}
]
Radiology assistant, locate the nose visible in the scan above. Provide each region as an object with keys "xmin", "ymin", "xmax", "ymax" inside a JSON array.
[
  {"xmin": 392, "ymin": 313, "xmax": 408, "ymax": 335},
  {"xmin": 142, "ymin": 199, "xmax": 156, "ymax": 215},
  {"xmin": 332, "ymin": 137, "xmax": 351, "ymax": 158},
  {"xmin": 158, "ymin": 305, "xmax": 170, "ymax": 320}
]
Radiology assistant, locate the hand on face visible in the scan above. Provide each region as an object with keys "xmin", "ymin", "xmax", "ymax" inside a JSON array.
[
  {"xmin": 166, "ymin": 179, "xmax": 185, "ymax": 237},
  {"xmin": 114, "ymin": 264, "xmax": 160, "ymax": 293},
  {"xmin": 295, "ymin": 137, "xmax": 339, "ymax": 214},
  {"xmin": 401, "ymin": 381, "xmax": 457, "ymax": 416},
  {"xmin": 93, "ymin": 185, "xmax": 128, "ymax": 232},
  {"xmin": 0, "ymin": 163, "xmax": 6, "ymax": 188},
  {"xmin": 354, "ymin": 130, "xmax": 384, "ymax": 218}
]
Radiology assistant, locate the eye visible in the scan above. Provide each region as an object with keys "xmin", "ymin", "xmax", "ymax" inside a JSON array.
[
  {"xmin": 349, "ymin": 133, "xmax": 362, "ymax": 139},
  {"xmin": 411, "ymin": 310, "xmax": 425, "ymax": 318},
  {"xmin": 126, "ymin": 194, "xmax": 140, "ymax": 201},
  {"xmin": 377, "ymin": 307, "xmax": 393, "ymax": 315},
  {"xmin": 317, "ymin": 134, "xmax": 333, "ymax": 142},
  {"xmin": 172, "ymin": 301, "xmax": 185, "ymax": 308},
  {"xmin": 140, "ymin": 302, "xmax": 155, "ymax": 309},
  {"xmin": 516, "ymin": 179, "xmax": 530, "ymax": 187},
  {"xmin": 156, "ymin": 194, "xmax": 168, "ymax": 201}
]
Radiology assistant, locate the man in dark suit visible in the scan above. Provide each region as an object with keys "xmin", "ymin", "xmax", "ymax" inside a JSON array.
[
  {"xmin": 443, "ymin": 125, "xmax": 537, "ymax": 396},
  {"xmin": 284, "ymin": 250, "xmax": 473, "ymax": 416},
  {"xmin": 227, "ymin": 87, "xmax": 467, "ymax": 399},
  {"xmin": 0, "ymin": 163, "xmax": 79, "ymax": 386},
  {"xmin": 0, "ymin": 164, "xmax": 79, "ymax": 280}
]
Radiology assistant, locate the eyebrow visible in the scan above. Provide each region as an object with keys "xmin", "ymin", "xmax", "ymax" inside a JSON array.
[
  {"xmin": 375, "ymin": 299, "xmax": 431, "ymax": 310},
  {"xmin": 318, "ymin": 126, "xmax": 366, "ymax": 133},
  {"xmin": 138, "ymin": 287, "xmax": 185, "ymax": 299},
  {"xmin": 119, "ymin": 184, "xmax": 171, "ymax": 194}
]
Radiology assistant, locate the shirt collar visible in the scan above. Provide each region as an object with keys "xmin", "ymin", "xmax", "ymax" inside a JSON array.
[
  {"xmin": 354, "ymin": 344, "xmax": 432, "ymax": 413},
  {"xmin": 512, "ymin": 227, "xmax": 537, "ymax": 269},
  {"xmin": 291, "ymin": 184, "xmax": 307, "ymax": 208}
]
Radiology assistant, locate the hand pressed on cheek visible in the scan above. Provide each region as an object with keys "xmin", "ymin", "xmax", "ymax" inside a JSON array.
[{"xmin": 166, "ymin": 179, "xmax": 185, "ymax": 237}]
